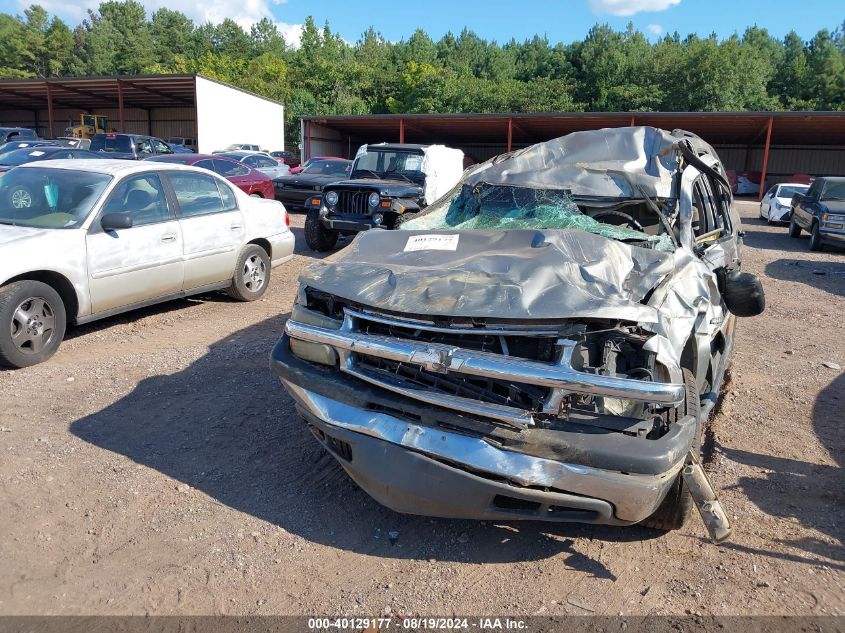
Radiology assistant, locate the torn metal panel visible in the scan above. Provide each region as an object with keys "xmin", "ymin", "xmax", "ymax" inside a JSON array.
[{"xmin": 459, "ymin": 126, "xmax": 681, "ymax": 199}]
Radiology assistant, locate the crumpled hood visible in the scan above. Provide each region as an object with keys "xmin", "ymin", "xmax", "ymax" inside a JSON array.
[{"xmin": 300, "ymin": 229, "xmax": 675, "ymax": 323}]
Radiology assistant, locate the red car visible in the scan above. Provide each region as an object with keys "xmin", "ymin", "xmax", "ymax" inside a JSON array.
[
  {"xmin": 144, "ymin": 154, "xmax": 275, "ymax": 199},
  {"xmin": 289, "ymin": 156, "xmax": 346, "ymax": 175}
]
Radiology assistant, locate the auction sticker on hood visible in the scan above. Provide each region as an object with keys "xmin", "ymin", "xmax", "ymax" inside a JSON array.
[{"xmin": 404, "ymin": 234, "xmax": 460, "ymax": 252}]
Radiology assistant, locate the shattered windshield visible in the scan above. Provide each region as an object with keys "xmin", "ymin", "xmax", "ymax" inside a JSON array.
[{"xmin": 401, "ymin": 184, "xmax": 675, "ymax": 251}]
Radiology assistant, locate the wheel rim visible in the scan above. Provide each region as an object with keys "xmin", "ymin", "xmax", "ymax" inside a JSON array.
[
  {"xmin": 11, "ymin": 188, "xmax": 32, "ymax": 208},
  {"xmin": 10, "ymin": 296, "xmax": 56, "ymax": 355},
  {"xmin": 241, "ymin": 254, "xmax": 267, "ymax": 292}
]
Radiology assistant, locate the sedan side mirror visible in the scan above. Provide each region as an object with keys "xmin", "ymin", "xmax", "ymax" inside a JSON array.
[
  {"xmin": 101, "ymin": 212, "xmax": 133, "ymax": 231},
  {"xmin": 721, "ymin": 270, "xmax": 765, "ymax": 317}
]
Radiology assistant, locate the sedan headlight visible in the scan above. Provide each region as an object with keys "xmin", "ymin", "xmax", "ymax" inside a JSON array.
[
  {"xmin": 368, "ymin": 192, "xmax": 380, "ymax": 209},
  {"xmin": 325, "ymin": 191, "xmax": 338, "ymax": 206}
]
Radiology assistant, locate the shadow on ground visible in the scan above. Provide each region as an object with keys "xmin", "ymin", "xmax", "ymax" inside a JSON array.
[
  {"xmin": 289, "ymin": 224, "xmax": 353, "ymax": 261},
  {"xmin": 719, "ymin": 372, "xmax": 844, "ymax": 565},
  {"xmin": 764, "ymin": 258, "xmax": 845, "ymax": 297},
  {"xmin": 70, "ymin": 314, "xmax": 660, "ymax": 570}
]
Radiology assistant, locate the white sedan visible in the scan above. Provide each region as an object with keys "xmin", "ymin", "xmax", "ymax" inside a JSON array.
[
  {"xmin": 0, "ymin": 159, "xmax": 294, "ymax": 368},
  {"xmin": 760, "ymin": 182, "xmax": 810, "ymax": 223}
]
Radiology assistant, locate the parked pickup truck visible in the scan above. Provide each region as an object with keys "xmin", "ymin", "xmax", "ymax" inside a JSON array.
[
  {"xmin": 273, "ymin": 127, "xmax": 766, "ymax": 541},
  {"xmin": 789, "ymin": 176, "xmax": 845, "ymax": 251}
]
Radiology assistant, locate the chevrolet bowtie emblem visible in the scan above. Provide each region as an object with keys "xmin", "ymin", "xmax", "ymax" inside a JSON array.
[{"xmin": 409, "ymin": 348, "xmax": 455, "ymax": 374}]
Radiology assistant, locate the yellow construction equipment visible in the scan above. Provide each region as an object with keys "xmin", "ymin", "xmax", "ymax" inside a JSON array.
[{"xmin": 66, "ymin": 114, "xmax": 112, "ymax": 139}]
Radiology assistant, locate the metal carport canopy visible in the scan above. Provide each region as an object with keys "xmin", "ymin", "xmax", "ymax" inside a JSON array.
[
  {"xmin": 0, "ymin": 74, "xmax": 198, "ymax": 139},
  {"xmin": 303, "ymin": 111, "xmax": 845, "ymax": 198},
  {"xmin": 304, "ymin": 111, "xmax": 845, "ymax": 147}
]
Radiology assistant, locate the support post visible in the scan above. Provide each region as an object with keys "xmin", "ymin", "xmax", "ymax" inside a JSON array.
[
  {"xmin": 117, "ymin": 80, "xmax": 125, "ymax": 132},
  {"xmin": 305, "ymin": 120, "xmax": 311, "ymax": 161},
  {"xmin": 630, "ymin": 115, "xmax": 635, "ymax": 127},
  {"xmin": 46, "ymin": 83, "xmax": 54, "ymax": 139},
  {"xmin": 399, "ymin": 118, "xmax": 405, "ymax": 143},
  {"xmin": 507, "ymin": 117, "xmax": 513, "ymax": 152},
  {"xmin": 758, "ymin": 116, "xmax": 773, "ymax": 201}
]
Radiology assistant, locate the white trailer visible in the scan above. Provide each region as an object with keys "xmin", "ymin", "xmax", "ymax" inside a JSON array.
[{"xmin": 194, "ymin": 76, "xmax": 285, "ymax": 154}]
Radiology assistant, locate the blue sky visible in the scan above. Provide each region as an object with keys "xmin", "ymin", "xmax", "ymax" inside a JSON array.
[
  {"xmin": 274, "ymin": 0, "xmax": 844, "ymax": 44},
  {"xmin": 1, "ymin": 0, "xmax": 842, "ymax": 46}
]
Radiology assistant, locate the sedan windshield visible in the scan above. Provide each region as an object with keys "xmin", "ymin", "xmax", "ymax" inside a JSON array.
[
  {"xmin": 303, "ymin": 159, "xmax": 350, "ymax": 176},
  {"xmin": 777, "ymin": 186, "xmax": 808, "ymax": 198},
  {"xmin": 0, "ymin": 168, "xmax": 111, "ymax": 229},
  {"xmin": 0, "ymin": 148, "xmax": 57, "ymax": 167}
]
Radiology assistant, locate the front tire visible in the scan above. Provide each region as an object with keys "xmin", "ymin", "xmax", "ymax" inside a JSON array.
[
  {"xmin": 227, "ymin": 244, "xmax": 270, "ymax": 301},
  {"xmin": 809, "ymin": 222, "xmax": 824, "ymax": 252},
  {"xmin": 640, "ymin": 368, "xmax": 700, "ymax": 532},
  {"xmin": 788, "ymin": 214, "xmax": 802, "ymax": 238},
  {"xmin": 0, "ymin": 281, "xmax": 66, "ymax": 368},
  {"xmin": 304, "ymin": 208, "xmax": 339, "ymax": 252}
]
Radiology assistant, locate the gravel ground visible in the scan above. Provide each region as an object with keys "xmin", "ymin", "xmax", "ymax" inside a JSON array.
[{"xmin": 0, "ymin": 201, "xmax": 842, "ymax": 617}]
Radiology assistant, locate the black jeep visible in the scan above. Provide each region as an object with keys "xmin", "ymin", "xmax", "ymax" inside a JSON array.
[{"xmin": 303, "ymin": 143, "xmax": 461, "ymax": 252}]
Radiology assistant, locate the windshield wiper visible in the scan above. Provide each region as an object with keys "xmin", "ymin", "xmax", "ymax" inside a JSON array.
[
  {"xmin": 354, "ymin": 169, "xmax": 380, "ymax": 179},
  {"xmin": 384, "ymin": 170, "xmax": 413, "ymax": 183}
]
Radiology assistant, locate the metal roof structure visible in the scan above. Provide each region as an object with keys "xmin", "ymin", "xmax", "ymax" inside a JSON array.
[
  {"xmin": 0, "ymin": 74, "xmax": 283, "ymax": 111},
  {"xmin": 304, "ymin": 111, "xmax": 845, "ymax": 147},
  {"xmin": 0, "ymin": 75, "xmax": 198, "ymax": 110},
  {"xmin": 303, "ymin": 111, "xmax": 845, "ymax": 198}
]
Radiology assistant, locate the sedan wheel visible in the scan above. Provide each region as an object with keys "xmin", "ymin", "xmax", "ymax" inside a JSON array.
[
  {"xmin": 0, "ymin": 280, "xmax": 66, "ymax": 368},
  {"xmin": 242, "ymin": 253, "xmax": 267, "ymax": 292},
  {"xmin": 227, "ymin": 244, "xmax": 271, "ymax": 301},
  {"xmin": 11, "ymin": 297, "xmax": 56, "ymax": 355}
]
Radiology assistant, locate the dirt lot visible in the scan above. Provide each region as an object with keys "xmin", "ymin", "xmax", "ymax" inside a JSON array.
[{"xmin": 0, "ymin": 201, "xmax": 842, "ymax": 617}]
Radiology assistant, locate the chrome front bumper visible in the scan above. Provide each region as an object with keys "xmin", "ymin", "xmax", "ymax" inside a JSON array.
[
  {"xmin": 285, "ymin": 309, "xmax": 685, "ymax": 430},
  {"xmin": 281, "ymin": 379, "xmax": 686, "ymax": 524}
]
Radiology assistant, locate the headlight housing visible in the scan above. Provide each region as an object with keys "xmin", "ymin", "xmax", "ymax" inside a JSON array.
[
  {"xmin": 325, "ymin": 191, "xmax": 338, "ymax": 206},
  {"xmin": 368, "ymin": 192, "xmax": 380, "ymax": 209}
]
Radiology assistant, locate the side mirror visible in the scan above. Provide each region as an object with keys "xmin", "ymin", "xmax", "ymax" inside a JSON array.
[
  {"xmin": 101, "ymin": 212, "xmax": 133, "ymax": 231},
  {"xmin": 721, "ymin": 270, "xmax": 765, "ymax": 317}
]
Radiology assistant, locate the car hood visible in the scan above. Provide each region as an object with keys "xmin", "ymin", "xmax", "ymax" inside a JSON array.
[
  {"xmin": 821, "ymin": 200, "xmax": 845, "ymax": 213},
  {"xmin": 0, "ymin": 223, "xmax": 57, "ymax": 246},
  {"xmin": 299, "ymin": 228, "xmax": 676, "ymax": 323},
  {"xmin": 274, "ymin": 174, "xmax": 344, "ymax": 186},
  {"xmin": 324, "ymin": 178, "xmax": 423, "ymax": 198}
]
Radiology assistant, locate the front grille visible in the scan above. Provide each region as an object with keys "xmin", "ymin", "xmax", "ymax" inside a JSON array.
[
  {"xmin": 354, "ymin": 354, "xmax": 550, "ymax": 412},
  {"xmin": 335, "ymin": 189, "xmax": 372, "ymax": 215},
  {"xmin": 355, "ymin": 312, "xmax": 559, "ymax": 363}
]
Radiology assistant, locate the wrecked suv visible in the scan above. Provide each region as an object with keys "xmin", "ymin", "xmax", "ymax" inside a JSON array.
[
  {"xmin": 273, "ymin": 127, "xmax": 765, "ymax": 538},
  {"xmin": 303, "ymin": 143, "xmax": 464, "ymax": 252}
]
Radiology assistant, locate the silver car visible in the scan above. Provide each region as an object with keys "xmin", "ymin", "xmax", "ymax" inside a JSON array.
[
  {"xmin": 215, "ymin": 151, "xmax": 290, "ymax": 180},
  {"xmin": 0, "ymin": 159, "xmax": 295, "ymax": 368}
]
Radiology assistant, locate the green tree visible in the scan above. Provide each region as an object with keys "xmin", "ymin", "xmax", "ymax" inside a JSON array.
[
  {"xmin": 150, "ymin": 9, "xmax": 195, "ymax": 66},
  {"xmin": 806, "ymin": 29, "xmax": 845, "ymax": 109}
]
